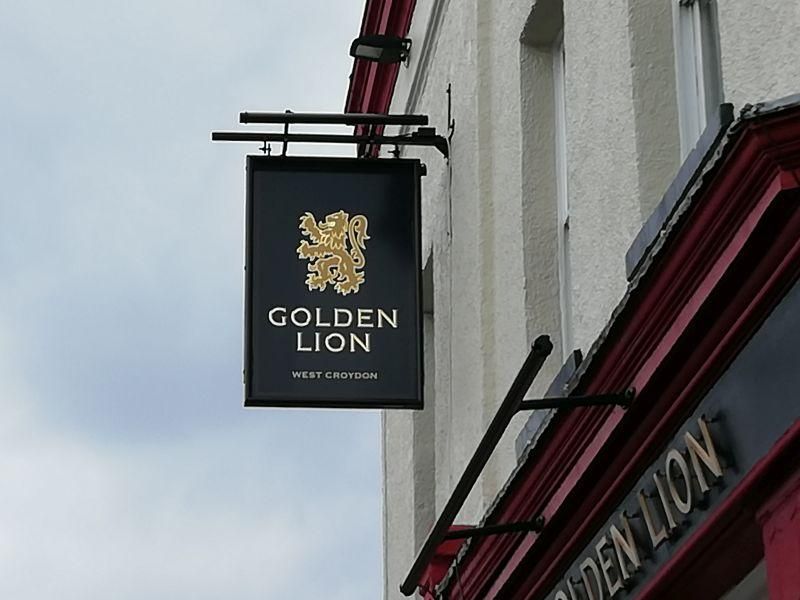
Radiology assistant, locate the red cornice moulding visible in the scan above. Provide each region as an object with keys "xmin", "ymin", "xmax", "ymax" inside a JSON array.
[
  {"xmin": 442, "ymin": 110, "xmax": 800, "ymax": 599},
  {"xmin": 757, "ymin": 467, "xmax": 800, "ymax": 599}
]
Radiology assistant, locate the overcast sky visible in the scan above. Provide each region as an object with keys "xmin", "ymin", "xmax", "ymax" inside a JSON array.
[{"xmin": 0, "ymin": 2, "xmax": 382, "ymax": 598}]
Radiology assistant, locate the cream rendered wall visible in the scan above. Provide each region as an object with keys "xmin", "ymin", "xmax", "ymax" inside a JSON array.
[
  {"xmin": 380, "ymin": 1, "xmax": 662, "ymax": 597},
  {"xmin": 563, "ymin": 0, "xmax": 649, "ymax": 351},
  {"xmin": 382, "ymin": 315, "xmax": 435, "ymax": 600},
  {"xmin": 381, "ymin": 4, "xmax": 569, "ymax": 598},
  {"xmin": 375, "ymin": 0, "xmax": 799, "ymax": 598},
  {"xmin": 717, "ymin": 2, "xmax": 800, "ymax": 109},
  {"xmin": 382, "ymin": 403, "xmax": 415, "ymax": 600}
]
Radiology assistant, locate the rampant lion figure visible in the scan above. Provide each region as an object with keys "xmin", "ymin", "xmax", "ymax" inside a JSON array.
[{"xmin": 297, "ymin": 210, "xmax": 370, "ymax": 295}]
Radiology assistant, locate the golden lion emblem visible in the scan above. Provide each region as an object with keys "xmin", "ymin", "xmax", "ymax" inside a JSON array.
[{"xmin": 297, "ymin": 210, "xmax": 370, "ymax": 295}]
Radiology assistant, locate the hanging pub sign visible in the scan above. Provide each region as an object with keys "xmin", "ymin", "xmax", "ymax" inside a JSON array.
[{"xmin": 244, "ymin": 156, "xmax": 424, "ymax": 409}]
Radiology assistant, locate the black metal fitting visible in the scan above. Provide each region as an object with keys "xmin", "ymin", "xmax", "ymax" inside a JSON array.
[{"xmin": 442, "ymin": 517, "xmax": 545, "ymax": 541}]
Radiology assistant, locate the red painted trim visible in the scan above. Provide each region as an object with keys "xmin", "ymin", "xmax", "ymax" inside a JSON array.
[
  {"xmin": 759, "ymin": 468, "xmax": 800, "ymax": 600},
  {"xmin": 345, "ymin": 1, "xmax": 416, "ymax": 155},
  {"xmin": 438, "ymin": 109, "xmax": 800, "ymax": 599},
  {"xmin": 344, "ymin": 0, "xmax": 415, "ymax": 114},
  {"xmin": 418, "ymin": 527, "xmax": 472, "ymax": 600}
]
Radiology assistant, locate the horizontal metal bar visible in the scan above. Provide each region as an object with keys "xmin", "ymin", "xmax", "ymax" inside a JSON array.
[
  {"xmin": 211, "ymin": 130, "xmax": 449, "ymax": 158},
  {"xmin": 239, "ymin": 112, "xmax": 429, "ymax": 126},
  {"xmin": 400, "ymin": 335, "xmax": 553, "ymax": 597},
  {"xmin": 442, "ymin": 517, "xmax": 545, "ymax": 541},
  {"xmin": 518, "ymin": 389, "xmax": 635, "ymax": 411}
]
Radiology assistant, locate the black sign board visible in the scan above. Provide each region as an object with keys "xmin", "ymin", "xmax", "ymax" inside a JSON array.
[{"xmin": 245, "ymin": 156, "xmax": 423, "ymax": 409}]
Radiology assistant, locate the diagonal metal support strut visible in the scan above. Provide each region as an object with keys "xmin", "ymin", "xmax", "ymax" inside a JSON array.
[
  {"xmin": 519, "ymin": 389, "xmax": 635, "ymax": 411},
  {"xmin": 400, "ymin": 335, "xmax": 636, "ymax": 596},
  {"xmin": 400, "ymin": 335, "xmax": 553, "ymax": 596},
  {"xmin": 442, "ymin": 517, "xmax": 546, "ymax": 541}
]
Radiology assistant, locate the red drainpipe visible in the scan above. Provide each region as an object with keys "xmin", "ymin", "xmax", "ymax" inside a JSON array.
[{"xmin": 345, "ymin": 0, "xmax": 417, "ymax": 156}]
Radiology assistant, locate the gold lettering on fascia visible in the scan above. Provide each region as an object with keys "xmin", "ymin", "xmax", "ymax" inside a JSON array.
[
  {"xmin": 547, "ymin": 417, "xmax": 726, "ymax": 600},
  {"xmin": 579, "ymin": 557, "xmax": 604, "ymax": 600},
  {"xmin": 638, "ymin": 488, "xmax": 669, "ymax": 548},
  {"xmin": 652, "ymin": 470, "xmax": 678, "ymax": 532},
  {"xmin": 609, "ymin": 514, "xmax": 640, "ymax": 583},
  {"xmin": 596, "ymin": 535, "xmax": 623, "ymax": 596},
  {"xmin": 685, "ymin": 418, "xmax": 723, "ymax": 492},
  {"xmin": 266, "ymin": 307, "xmax": 400, "ymax": 354},
  {"xmin": 567, "ymin": 578, "xmax": 581, "ymax": 600},
  {"xmin": 666, "ymin": 449, "xmax": 693, "ymax": 515}
]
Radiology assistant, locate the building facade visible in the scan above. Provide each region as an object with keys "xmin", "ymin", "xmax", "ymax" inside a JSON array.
[{"xmin": 345, "ymin": 1, "xmax": 800, "ymax": 598}]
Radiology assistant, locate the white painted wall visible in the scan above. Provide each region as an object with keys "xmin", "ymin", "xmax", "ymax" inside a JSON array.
[{"xmin": 376, "ymin": 0, "xmax": 800, "ymax": 597}]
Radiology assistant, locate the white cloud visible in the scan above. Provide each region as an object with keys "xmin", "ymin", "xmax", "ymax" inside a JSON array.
[
  {"xmin": 0, "ymin": 404, "xmax": 381, "ymax": 599},
  {"xmin": 0, "ymin": 433, "xmax": 292, "ymax": 598}
]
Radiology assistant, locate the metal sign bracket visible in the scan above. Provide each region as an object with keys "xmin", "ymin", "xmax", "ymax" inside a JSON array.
[
  {"xmin": 212, "ymin": 111, "xmax": 449, "ymax": 159},
  {"xmin": 442, "ymin": 517, "xmax": 546, "ymax": 541},
  {"xmin": 399, "ymin": 335, "xmax": 636, "ymax": 596}
]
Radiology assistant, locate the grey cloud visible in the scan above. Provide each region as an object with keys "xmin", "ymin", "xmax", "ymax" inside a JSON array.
[{"xmin": 0, "ymin": 0, "xmax": 380, "ymax": 597}]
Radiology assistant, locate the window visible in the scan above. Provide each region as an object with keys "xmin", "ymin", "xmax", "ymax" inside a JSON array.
[
  {"xmin": 673, "ymin": 0, "xmax": 724, "ymax": 157},
  {"xmin": 519, "ymin": 0, "xmax": 572, "ymax": 360},
  {"xmin": 552, "ymin": 32, "xmax": 574, "ymax": 358}
]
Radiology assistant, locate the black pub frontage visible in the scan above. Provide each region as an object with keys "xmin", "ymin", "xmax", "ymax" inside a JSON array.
[{"xmin": 408, "ymin": 98, "xmax": 800, "ymax": 600}]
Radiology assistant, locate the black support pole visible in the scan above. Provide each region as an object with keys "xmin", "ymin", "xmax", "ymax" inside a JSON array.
[
  {"xmin": 239, "ymin": 112, "xmax": 429, "ymax": 126},
  {"xmin": 211, "ymin": 130, "xmax": 449, "ymax": 158},
  {"xmin": 399, "ymin": 335, "xmax": 553, "ymax": 597},
  {"xmin": 519, "ymin": 389, "xmax": 634, "ymax": 411},
  {"xmin": 442, "ymin": 518, "xmax": 545, "ymax": 541}
]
